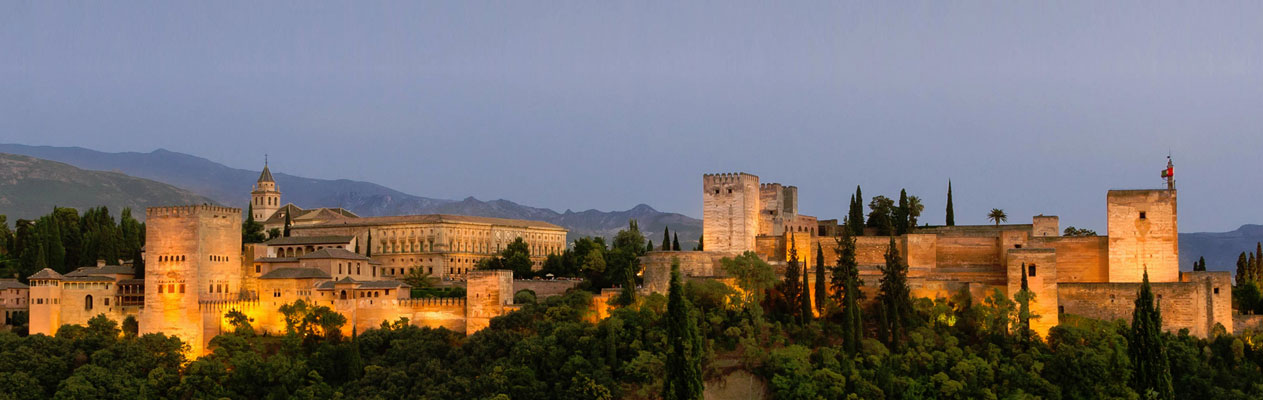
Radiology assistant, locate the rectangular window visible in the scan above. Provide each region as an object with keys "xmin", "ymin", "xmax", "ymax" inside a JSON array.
[
  {"xmin": 1029, "ymin": 265, "xmax": 1037, "ymax": 277},
  {"xmin": 1139, "ymin": 212, "xmax": 1147, "ymax": 220},
  {"xmin": 1214, "ymin": 287, "xmax": 1220, "ymax": 294},
  {"xmin": 158, "ymin": 285, "xmax": 164, "ymax": 294},
  {"xmin": 179, "ymin": 284, "xmax": 185, "ymax": 293}
]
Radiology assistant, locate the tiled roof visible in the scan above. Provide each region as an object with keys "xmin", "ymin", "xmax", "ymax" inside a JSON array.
[
  {"xmin": 316, "ymin": 278, "xmax": 410, "ymax": 290},
  {"xmin": 259, "ymin": 268, "xmax": 332, "ymax": 280},
  {"xmin": 264, "ymin": 235, "xmax": 354, "ymax": 246},
  {"xmin": 62, "ymin": 276, "xmax": 114, "ymax": 282},
  {"xmin": 27, "ymin": 268, "xmax": 64, "ymax": 280},
  {"xmin": 0, "ymin": 279, "xmax": 28, "ymax": 290},
  {"xmin": 65, "ymin": 265, "xmax": 135, "ymax": 277},
  {"xmin": 258, "ymin": 165, "xmax": 275, "ymax": 183},
  {"xmin": 254, "ymin": 257, "xmax": 300, "ymax": 263},
  {"xmin": 299, "ymin": 248, "xmax": 372, "ymax": 261},
  {"xmin": 300, "ymin": 214, "xmax": 565, "ymax": 230}
]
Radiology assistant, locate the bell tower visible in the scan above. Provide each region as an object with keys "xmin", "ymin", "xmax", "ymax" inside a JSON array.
[{"xmin": 251, "ymin": 159, "xmax": 281, "ymax": 221}]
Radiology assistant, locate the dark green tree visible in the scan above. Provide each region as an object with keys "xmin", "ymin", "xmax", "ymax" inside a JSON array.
[
  {"xmin": 835, "ymin": 227, "xmax": 864, "ymax": 354},
  {"xmin": 1237, "ymin": 252, "xmax": 1250, "ymax": 286},
  {"xmin": 647, "ymin": 239, "xmax": 655, "ymax": 253},
  {"xmin": 1129, "ymin": 270, "xmax": 1175, "ymax": 400},
  {"xmin": 782, "ymin": 240, "xmax": 803, "ymax": 322},
  {"xmin": 866, "ymin": 196, "xmax": 895, "ymax": 236},
  {"xmin": 1195, "ymin": 256, "xmax": 1205, "ymax": 272},
  {"xmin": 894, "ymin": 189, "xmax": 909, "ymax": 235},
  {"xmin": 672, "ymin": 233, "xmax": 680, "ymax": 251},
  {"xmin": 814, "ymin": 243, "xmax": 826, "ymax": 314},
  {"xmin": 242, "ymin": 204, "xmax": 266, "ymax": 244},
  {"xmin": 694, "ymin": 235, "xmax": 703, "ymax": 251},
  {"xmin": 877, "ymin": 236, "xmax": 912, "ymax": 347},
  {"xmin": 662, "ymin": 226, "xmax": 671, "ymax": 251},
  {"xmin": 662, "ymin": 260, "xmax": 704, "ymax": 400},
  {"xmin": 283, "ymin": 210, "xmax": 292, "ymax": 237},
  {"xmin": 365, "ymin": 230, "xmax": 373, "ymax": 257},
  {"xmin": 132, "ymin": 246, "xmax": 145, "ymax": 279},
  {"xmin": 1015, "ymin": 263, "xmax": 1034, "ymax": 342},
  {"xmin": 946, "ymin": 180, "xmax": 955, "ymax": 226},
  {"xmin": 801, "ymin": 246, "xmax": 813, "ymax": 324},
  {"xmin": 849, "ymin": 187, "xmax": 866, "ymax": 236}
]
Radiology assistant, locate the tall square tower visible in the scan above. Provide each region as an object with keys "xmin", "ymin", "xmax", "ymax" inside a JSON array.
[
  {"xmin": 140, "ymin": 205, "xmax": 242, "ymax": 356},
  {"xmin": 703, "ymin": 173, "xmax": 760, "ymax": 254},
  {"xmin": 1107, "ymin": 190, "xmax": 1178, "ymax": 283}
]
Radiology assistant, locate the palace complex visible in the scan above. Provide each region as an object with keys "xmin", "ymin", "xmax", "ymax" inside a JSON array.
[
  {"xmin": 643, "ymin": 160, "xmax": 1234, "ymax": 337},
  {"xmin": 0, "ymin": 159, "xmax": 1240, "ymax": 355},
  {"xmin": 14, "ymin": 164, "xmax": 570, "ymax": 355}
]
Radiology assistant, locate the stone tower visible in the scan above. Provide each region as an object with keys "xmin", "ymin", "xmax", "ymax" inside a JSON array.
[
  {"xmin": 703, "ymin": 173, "xmax": 760, "ymax": 254},
  {"xmin": 139, "ymin": 205, "xmax": 242, "ymax": 356},
  {"xmin": 1107, "ymin": 189, "xmax": 1178, "ymax": 283},
  {"xmin": 251, "ymin": 163, "xmax": 281, "ymax": 221}
]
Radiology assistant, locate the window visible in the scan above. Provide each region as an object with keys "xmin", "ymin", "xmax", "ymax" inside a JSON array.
[
  {"xmin": 179, "ymin": 284, "xmax": 185, "ymax": 293},
  {"xmin": 168, "ymin": 284, "xmax": 175, "ymax": 293},
  {"xmin": 1139, "ymin": 212, "xmax": 1147, "ymax": 220},
  {"xmin": 158, "ymin": 285, "xmax": 164, "ymax": 294},
  {"xmin": 1214, "ymin": 287, "xmax": 1220, "ymax": 294},
  {"xmin": 84, "ymin": 295, "xmax": 93, "ymax": 310},
  {"xmin": 1028, "ymin": 265, "xmax": 1037, "ymax": 277},
  {"xmin": 104, "ymin": 298, "xmax": 110, "ymax": 306},
  {"xmin": 340, "ymin": 290, "xmax": 347, "ymax": 300},
  {"xmin": 1058, "ymin": 306, "xmax": 1064, "ymax": 314},
  {"xmin": 256, "ymin": 265, "xmax": 261, "ymax": 273}
]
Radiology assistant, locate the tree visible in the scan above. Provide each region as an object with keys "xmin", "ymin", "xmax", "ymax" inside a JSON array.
[
  {"xmin": 833, "ymin": 227, "xmax": 864, "ymax": 355},
  {"xmin": 242, "ymin": 204, "xmax": 266, "ymax": 244},
  {"xmin": 266, "ymin": 228, "xmax": 282, "ymax": 240},
  {"xmin": 987, "ymin": 208, "xmax": 1007, "ymax": 226},
  {"xmin": 1063, "ymin": 226, "xmax": 1098, "ymax": 237},
  {"xmin": 895, "ymin": 190, "xmax": 910, "ymax": 235},
  {"xmin": 694, "ymin": 235, "xmax": 703, "ymax": 251},
  {"xmin": 814, "ymin": 243, "xmax": 826, "ymax": 314},
  {"xmin": 877, "ymin": 237, "xmax": 912, "ymax": 347},
  {"xmin": 1015, "ymin": 263, "xmax": 1038, "ymax": 343},
  {"xmin": 721, "ymin": 251, "xmax": 777, "ymax": 322},
  {"xmin": 782, "ymin": 240, "xmax": 804, "ymax": 322},
  {"xmin": 1237, "ymin": 252, "xmax": 1251, "ymax": 286},
  {"xmin": 122, "ymin": 315, "xmax": 139, "ymax": 337},
  {"xmin": 131, "ymin": 246, "xmax": 145, "ymax": 279},
  {"xmin": 647, "ymin": 239, "xmax": 655, "ymax": 253},
  {"xmin": 946, "ymin": 180, "xmax": 955, "ymax": 226},
  {"xmin": 849, "ymin": 187, "xmax": 865, "ymax": 236},
  {"xmin": 906, "ymin": 195, "xmax": 924, "ymax": 229},
  {"xmin": 365, "ymin": 230, "xmax": 373, "ymax": 257},
  {"xmin": 866, "ymin": 196, "xmax": 895, "ymax": 236},
  {"xmin": 403, "ymin": 268, "xmax": 437, "ymax": 288},
  {"xmin": 224, "ymin": 310, "xmax": 253, "ymax": 335},
  {"xmin": 0, "ymin": 214, "xmax": 12, "ymax": 256},
  {"xmin": 1129, "ymin": 270, "xmax": 1175, "ymax": 400},
  {"xmin": 662, "ymin": 260, "xmax": 704, "ymax": 400},
  {"xmin": 672, "ymin": 233, "xmax": 680, "ymax": 251},
  {"xmin": 1192, "ymin": 256, "xmax": 1206, "ymax": 272},
  {"xmin": 662, "ymin": 226, "xmax": 671, "ymax": 251},
  {"xmin": 283, "ymin": 211, "xmax": 292, "ymax": 237},
  {"xmin": 800, "ymin": 245, "xmax": 813, "ymax": 324}
]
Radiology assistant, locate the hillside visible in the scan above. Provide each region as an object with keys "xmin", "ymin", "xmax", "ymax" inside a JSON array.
[
  {"xmin": 0, "ymin": 144, "xmax": 702, "ymax": 244},
  {"xmin": 1180, "ymin": 224, "xmax": 1263, "ymax": 273},
  {"xmin": 0, "ymin": 153, "xmax": 214, "ymax": 221}
]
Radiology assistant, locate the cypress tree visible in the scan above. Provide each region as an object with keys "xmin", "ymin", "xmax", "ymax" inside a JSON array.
[
  {"xmin": 1016, "ymin": 263, "xmax": 1034, "ymax": 342},
  {"xmin": 283, "ymin": 211, "xmax": 292, "ymax": 237},
  {"xmin": 814, "ymin": 243, "xmax": 827, "ymax": 314},
  {"xmin": 946, "ymin": 180, "xmax": 955, "ymax": 226},
  {"xmin": 1193, "ymin": 256, "xmax": 1205, "ymax": 272},
  {"xmin": 1251, "ymin": 253, "xmax": 1258, "ymax": 284},
  {"xmin": 662, "ymin": 226, "xmax": 671, "ymax": 251},
  {"xmin": 878, "ymin": 236, "xmax": 911, "ymax": 347},
  {"xmin": 801, "ymin": 247, "xmax": 813, "ymax": 324},
  {"xmin": 366, "ymin": 230, "xmax": 373, "ymax": 257},
  {"xmin": 132, "ymin": 246, "xmax": 145, "ymax": 279},
  {"xmin": 647, "ymin": 239, "xmax": 655, "ymax": 253},
  {"xmin": 783, "ymin": 240, "xmax": 803, "ymax": 322},
  {"xmin": 895, "ymin": 189, "xmax": 910, "ymax": 235},
  {"xmin": 672, "ymin": 233, "xmax": 680, "ymax": 251},
  {"xmin": 1130, "ymin": 270, "xmax": 1175, "ymax": 400},
  {"xmin": 695, "ymin": 235, "xmax": 703, "ymax": 251},
  {"xmin": 1256, "ymin": 242, "xmax": 1263, "ymax": 282},
  {"xmin": 832, "ymin": 226, "xmax": 864, "ymax": 355},
  {"xmin": 663, "ymin": 259, "xmax": 704, "ymax": 400},
  {"xmin": 1237, "ymin": 252, "xmax": 1250, "ymax": 286},
  {"xmin": 849, "ymin": 187, "xmax": 866, "ymax": 236}
]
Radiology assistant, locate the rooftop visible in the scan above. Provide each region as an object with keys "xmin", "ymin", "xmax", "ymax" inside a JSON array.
[
  {"xmin": 316, "ymin": 278, "xmax": 410, "ymax": 290},
  {"xmin": 65, "ymin": 265, "xmax": 135, "ymax": 277},
  {"xmin": 299, "ymin": 248, "xmax": 375, "ymax": 262},
  {"xmin": 0, "ymin": 279, "xmax": 28, "ymax": 290},
  {"xmin": 264, "ymin": 235, "xmax": 354, "ymax": 246},
  {"xmin": 27, "ymin": 268, "xmax": 64, "ymax": 280},
  {"xmin": 259, "ymin": 267, "xmax": 332, "ymax": 280},
  {"xmin": 299, "ymin": 213, "xmax": 565, "ymax": 231}
]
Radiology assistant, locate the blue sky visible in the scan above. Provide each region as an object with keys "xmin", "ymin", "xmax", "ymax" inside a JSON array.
[{"xmin": 2, "ymin": 2, "xmax": 1261, "ymax": 232}]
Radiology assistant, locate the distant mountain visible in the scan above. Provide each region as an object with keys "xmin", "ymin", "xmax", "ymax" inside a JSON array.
[
  {"xmin": 0, "ymin": 153, "xmax": 214, "ymax": 221},
  {"xmin": 0, "ymin": 144, "xmax": 701, "ymax": 244},
  {"xmin": 1180, "ymin": 225, "xmax": 1263, "ymax": 274}
]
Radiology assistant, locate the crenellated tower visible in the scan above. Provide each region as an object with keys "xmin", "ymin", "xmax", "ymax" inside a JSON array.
[
  {"xmin": 251, "ymin": 162, "xmax": 281, "ymax": 221},
  {"xmin": 703, "ymin": 173, "xmax": 761, "ymax": 253}
]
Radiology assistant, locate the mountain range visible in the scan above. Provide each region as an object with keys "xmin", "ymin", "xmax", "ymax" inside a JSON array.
[
  {"xmin": 0, "ymin": 144, "xmax": 701, "ymax": 245},
  {"xmin": 0, "ymin": 153, "xmax": 214, "ymax": 221}
]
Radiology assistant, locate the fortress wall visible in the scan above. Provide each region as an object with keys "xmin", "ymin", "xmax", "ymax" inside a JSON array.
[
  {"xmin": 513, "ymin": 279, "xmax": 582, "ymax": 299},
  {"xmin": 905, "ymin": 234, "xmax": 938, "ymax": 271},
  {"xmin": 1007, "ymin": 249, "xmax": 1059, "ymax": 336},
  {"xmin": 1181, "ymin": 271, "xmax": 1233, "ymax": 335},
  {"xmin": 641, "ymin": 251, "xmax": 728, "ymax": 294},
  {"xmin": 935, "ymin": 236, "xmax": 1000, "ymax": 268},
  {"xmin": 756, "ymin": 236, "xmax": 781, "ymax": 262},
  {"xmin": 703, "ymin": 173, "xmax": 760, "ymax": 253},
  {"xmin": 1059, "ymin": 280, "xmax": 1222, "ymax": 337},
  {"xmin": 1034, "ymin": 236, "xmax": 1109, "ymax": 283},
  {"xmin": 854, "ymin": 237, "xmax": 894, "ymax": 266},
  {"xmin": 466, "ymin": 270, "xmax": 513, "ymax": 333}
]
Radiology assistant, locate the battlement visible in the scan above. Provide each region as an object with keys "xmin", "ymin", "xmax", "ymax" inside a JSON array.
[
  {"xmin": 759, "ymin": 182, "xmax": 783, "ymax": 190},
  {"xmin": 147, "ymin": 205, "xmax": 241, "ymax": 218},
  {"xmin": 703, "ymin": 172, "xmax": 759, "ymax": 185},
  {"xmin": 198, "ymin": 299, "xmax": 262, "ymax": 312},
  {"xmin": 400, "ymin": 297, "xmax": 467, "ymax": 308}
]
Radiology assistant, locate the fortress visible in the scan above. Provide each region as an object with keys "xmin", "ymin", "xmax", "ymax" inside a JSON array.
[
  {"xmin": 644, "ymin": 161, "xmax": 1234, "ymax": 337},
  {"xmin": 21, "ymin": 164, "xmax": 570, "ymax": 355}
]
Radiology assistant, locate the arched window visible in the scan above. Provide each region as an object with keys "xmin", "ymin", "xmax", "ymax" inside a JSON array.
[
  {"xmin": 340, "ymin": 290, "xmax": 347, "ymax": 300},
  {"xmin": 84, "ymin": 295, "xmax": 93, "ymax": 310}
]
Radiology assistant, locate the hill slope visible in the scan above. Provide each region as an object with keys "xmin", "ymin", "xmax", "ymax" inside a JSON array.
[
  {"xmin": 1180, "ymin": 225, "xmax": 1263, "ymax": 274},
  {"xmin": 0, "ymin": 153, "xmax": 215, "ymax": 221},
  {"xmin": 0, "ymin": 144, "xmax": 701, "ymax": 244}
]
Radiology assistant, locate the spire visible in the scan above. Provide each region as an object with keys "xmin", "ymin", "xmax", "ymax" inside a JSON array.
[{"xmin": 258, "ymin": 157, "xmax": 275, "ymax": 183}]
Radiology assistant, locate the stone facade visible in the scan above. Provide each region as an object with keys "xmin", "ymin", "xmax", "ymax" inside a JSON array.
[{"xmin": 646, "ymin": 167, "xmax": 1230, "ymax": 338}]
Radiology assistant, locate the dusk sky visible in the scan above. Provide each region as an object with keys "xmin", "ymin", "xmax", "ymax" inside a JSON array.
[{"xmin": 3, "ymin": 2, "xmax": 1261, "ymax": 232}]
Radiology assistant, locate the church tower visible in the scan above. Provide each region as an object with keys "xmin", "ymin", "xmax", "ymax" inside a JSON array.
[{"xmin": 251, "ymin": 162, "xmax": 281, "ymax": 221}]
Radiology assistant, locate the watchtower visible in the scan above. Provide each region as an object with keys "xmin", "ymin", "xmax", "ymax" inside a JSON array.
[
  {"xmin": 1106, "ymin": 159, "xmax": 1179, "ymax": 283},
  {"xmin": 703, "ymin": 173, "xmax": 761, "ymax": 253},
  {"xmin": 140, "ymin": 205, "xmax": 242, "ymax": 356}
]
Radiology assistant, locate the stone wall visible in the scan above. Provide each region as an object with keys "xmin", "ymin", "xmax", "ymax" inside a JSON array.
[
  {"xmin": 1058, "ymin": 276, "xmax": 1229, "ymax": 337},
  {"xmin": 1107, "ymin": 190, "xmax": 1179, "ymax": 283},
  {"xmin": 1033, "ymin": 236, "xmax": 1108, "ymax": 283},
  {"xmin": 513, "ymin": 279, "xmax": 582, "ymax": 299},
  {"xmin": 934, "ymin": 236, "xmax": 999, "ymax": 268},
  {"xmin": 641, "ymin": 251, "xmax": 729, "ymax": 294},
  {"xmin": 1007, "ymin": 249, "xmax": 1059, "ymax": 336},
  {"xmin": 465, "ymin": 270, "xmax": 513, "ymax": 333},
  {"xmin": 1032, "ymin": 216, "xmax": 1060, "ymax": 237}
]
